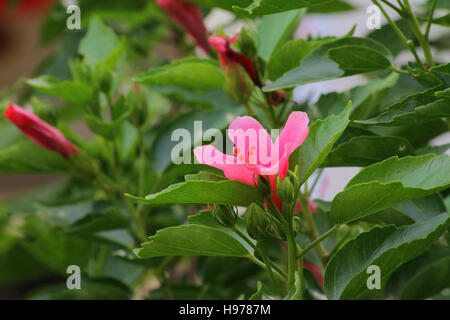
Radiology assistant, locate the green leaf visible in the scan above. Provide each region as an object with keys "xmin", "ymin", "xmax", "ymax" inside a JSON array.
[
  {"xmin": 0, "ymin": 141, "xmax": 70, "ymax": 175},
  {"xmin": 435, "ymin": 87, "xmax": 450, "ymax": 100},
  {"xmin": 331, "ymin": 154, "xmax": 450, "ymax": 224},
  {"xmin": 416, "ymin": 143, "xmax": 450, "ymax": 156},
  {"xmin": 307, "ymin": 0, "xmax": 355, "ymax": 13},
  {"xmin": 356, "ymin": 89, "xmax": 450, "ymax": 126},
  {"xmin": 84, "ymin": 112, "xmax": 130, "ymax": 140},
  {"xmin": 324, "ymin": 213, "xmax": 450, "ymax": 300},
  {"xmin": 328, "ymin": 46, "xmax": 391, "ymax": 74},
  {"xmin": 189, "ymin": 210, "xmax": 256, "ymax": 248},
  {"xmin": 126, "ymin": 179, "xmax": 263, "ymax": 206},
  {"xmin": 368, "ymin": 19, "xmax": 415, "ymax": 57},
  {"xmin": 267, "ymin": 38, "xmax": 331, "ymax": 81},
  {"xmin": 65, "ymin": 208, "xmax": 129, "ymax": 235},
  {"xmin": 264, "ymin": 37, "xmax": 392, "ymax": 91},
  {"xmin": 151, "ymin": 87, "xmax": 235, "ymax": 110},
  {"xmin": 134, "ymin": 223, "xmax": 253, "ymax": 258},
  {"xmin": 185, "ymin": 171, "xmax": 227, "ymax": 182},
  {"xmin": 131, "ymin": 58, "xmax": 225, "ymax": 89},
  {"xmin": 350, "ymin": 73, "xmax": 399, "ymax": 120},
  {"xmin": 363, "ymin": 194, "xmax": 446, "ymax": 226},
  {"xmin": 26, "ymin": 76, "xmax": 93, "ymax": 104},
  {"xmin": 430, "ymin": 13, "xmax": 450, "ymax": 27},
  {"xmin": 22, "ymin": 217, "xmax": 92, "ymax": 274},
  {"xmin": 386, "ymin": 245, "xmax": 450, "ymax": 300},
  {"xmin": 79, "ymin": 17, "xmax": 120, "ymax": 68},
  {"xmin": 296, "ymin": 102, "xmax": 351, "ymax": 184},
  {"xmin": 257, "ymin": 10, "xmax": 302, "ymax": 61},
  {"xmin": 322, "ymin": 136, "xmax": 415, "ymax": 167},
  {"xmin": 370, "ymin": 120, "xmax": 448, "ymax": 149},
  {"xmin": 233, "ymin": 0, "xmax": 337, "ymax": 15}
]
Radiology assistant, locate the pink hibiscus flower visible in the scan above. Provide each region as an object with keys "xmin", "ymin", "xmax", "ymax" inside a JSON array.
[{"xmin": 194, "ymin": 111, "xmax": 309, "ymax": 198}]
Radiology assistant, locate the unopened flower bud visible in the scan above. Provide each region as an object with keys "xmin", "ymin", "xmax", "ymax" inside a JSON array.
[
  {"xmin": 244, "ymin": 203, "xmax": 271, "ymax": 240},
  {"xmin": 287, "ymin": 170, "xmax": 300, "ymax": 192},
  {"xmin": 238, "ymin": 27, "xmax": 257, "ymax": 60},
  {"xmin": 278, "ymin": 178, "xmax": 295, "ymax": 204},
  {"xmin": 213, "ymin": 205, "xmax": 237, "ymax": 228}
]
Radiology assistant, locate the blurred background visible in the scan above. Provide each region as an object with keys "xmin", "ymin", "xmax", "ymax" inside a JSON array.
[{"xmin": 0, "ymin": 0, "xmax": 448, "ymax": 299}]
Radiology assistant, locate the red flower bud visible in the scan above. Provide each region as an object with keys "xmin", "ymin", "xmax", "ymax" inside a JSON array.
[
  {"xmin": 4, "ymin": 104, "xmax": 78, "ymax": 159},
  {"xmin": 157, "ymin": 0, "xmax": 211, "ymax": 55},
  {"xmin": 209, "ymin": 35, "xmax": 261, "ymax": 86}
]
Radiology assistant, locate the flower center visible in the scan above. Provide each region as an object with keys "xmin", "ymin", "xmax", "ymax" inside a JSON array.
[{"xmin": 234, "ymin": 145, "xmax": 257, "ymax": 165}]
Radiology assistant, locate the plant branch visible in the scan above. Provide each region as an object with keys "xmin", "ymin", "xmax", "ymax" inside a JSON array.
[
  {"xmin": 425, "ymin": 0, "xmax": 437, "ymax": 40},
  {"xmin": 298, "ymin": 225, "xmax": 340, "ymax": 259},
  {"xmin": 389, "ymin": 66, "xmax": 410, "ymax": 75},
  {"xmin": 232, "ymin": 226, "xmax": 287, "ymax": 281},
  {"xmin": 402, "ymin": 0, "xmax": 434, "ymax": 67},
  {"xmin": 380, "ymin": 0, "xmax": 404, "ymax": 16},
  {"xmin": 299, "ymin": 194, "xmax": 328, "ymax": 264},
  {"xmin": 372, "ymin": 0, "xmax": 425, "ymax": 69}
]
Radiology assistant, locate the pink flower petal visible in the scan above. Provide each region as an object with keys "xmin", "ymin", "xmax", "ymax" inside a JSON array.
[
  {"xmin": 228, "ymin": 116, "xmax": 274, "ymax": 168},
  {"xmin": 273, "ymin": 111, "xmax": 309, "ymax": 178},
  {"xmin": 194, "ymin": 145, "xmax": 257, "ymax": 185}
]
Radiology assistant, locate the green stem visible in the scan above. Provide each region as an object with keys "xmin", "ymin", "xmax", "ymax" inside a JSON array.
[
  {"xmin": 327, "ymin": 228, "xmax": 352, "ymax": 259},
  {"xmin": 137, "ymin": 127, "xmax": 146, "ymax": 197},
  {"xmin": 372, "ymin": 0, "xmax": 424, "ymax": 68},
  {"xmin": 299, "ymin": 194, "xmax": 328, "ymax": 264},
  {"xmin": 308, "ymin": 168, "xmax": 323, "ymax": 197},
  {"xmin": 258, "ymin": 242, "xmax": 284, "ymax": 296},
  {"xmin": 406, "ymin": 40, "xmax": 425, "ymax": 70},
  {"xmin": 396, "ymin": 0, "xmax": 406, "ymax": 11},
  {"xmin": 156, "ymin": 256, "xmax": 177, "ymax": 300},
  {"xmin": 425, "ymin": 0, "xmax": 437, "ymax": 40},
  {"xmin": 124, "ymin": 196, "xmax": 147, "ymax": 242},
  {"xmin": 372, "ymin": 0, "xmax": 409, "ymax": 45},
  {"xmin": 231, "ymin": 226, "xmax": 286, "ymax": 281},
  {"xmin": 286, "ymin": 227, "xmax": 297, "ymax": 292},
  {"xmin": 249, "ymin": 255, "xmax": 285, "ymax": 282},
  {"xmin": 293, "ymin": 255, "xmax": 303, "ymax": 300},
  {"xmin": 402, "ymin": 0, "xmax": 434, "ymax": 67},
  {"xmin": 267, "ymin": 197, "xmax": 287, "ymax": 226},
  {"xmin": 389, "ymin": 65, "xmax": 410, "ymax": 75},
  {"xmin": 380, "ymin": 0, "xmax": 404, "ymax": 16},
  {"xmin": 298, "ymin": 225, "xmax": 340, "ymax": 259}
]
